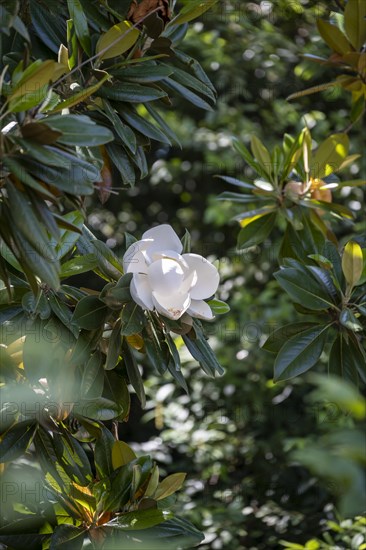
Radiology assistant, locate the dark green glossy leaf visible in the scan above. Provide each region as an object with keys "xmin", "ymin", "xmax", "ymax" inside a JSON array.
[
  {"xmin": 105, "ymin": 320, "xmax": 122, "ymax": 370},
  {"xmin": 6, "ymin": 183, "xmax": 53, "ymax": 257},
  {"xmin": 143, "ymin": 324, "xmax": 169, "ymax": 375},
  {"xmin": 182, "ymin": 321, "xmax": 224, "ymax": 376},
  {"xmin": 98, "ymin": 83, "xmax": 167, "ymax": 102},
  {"xmin": 274, "ymin": 266, "xmax": 337, "ymax": 310},
  {"xmin": 262, "ymin": 322, "xmax": 319, "ymax": 354},
  {"xmin": 67, "ymin": 0, "xmax": 91, "ymax": 55},
  {"xmin": 305, "ymin": 265, "xmax": 339, "ymax": 302},
  {"xmin": 115, "ymin": 63, "xmax": 173, "ymax": 82},
  {"xmin": 105, "ymin": 142, "xmax": 136, "ymax": 187},
  {"xmin": 48, "ymin": 294, "xmax": 77, "ymax": 336},
  {"xmin": 144, "ymin": 102, "xmax": 181, "ymax": 147},
  {"xmin": 19, "ymin": 154, "xmax": 98, "ymax": 195},
  {"xmin": 165, "ymin": 332, "xmax": 188, "ymax": 392},
  {"xmin": 45, "ymin": 115, "xmax": 114, "ymax": 146},
  {"xmin": 1, "ymin": 158, "xmax": 56, "ymax": 198},
  {"xmin": 50, "ymin": 525, "xmax": 85, "ymax": 550},
  {"xmin": 0, "ymin": 533, "xmax": 49, "ymax": 550},
  {"xmin": 33, "ymin": 427, "xmax": 64, "ymax": 485},
  {"xmin": 162, "ymin": 77, "xmax": 213, "ymax": 110},
  {"xmin": 0, "ymin": 420, "xmax": 36, "ymax": 462},
  {"xmin": 329, "ymin": 334, "xmax": 366, "ymax": 383},
  {"xmin": 92, "ymin": 240, "xmax": 124, "ymax": 275},
  {"xmin": 30, "ymin": 0, "xmax": 66, "ymax": 53},
  {"xmin": 81, "ymin": 351, "xmax": 104, "ymax": 398},
  {"xmin": 77, "ymin": 227, "xmax": 122, "ymax": 280},
  {"xmin": 94, "ymin": 425, "xmax": 115, "ymax": 479},
  {"xmin": 274, "ymin": 325, "xmax": 330, "ymax": 381},
  {"xmin": 103, "ymin": 463, "xmax": 133, "ymax": 512},
  {"xmin": 120, "ymin": 302, "xmax": 146, "ymax": 336},
  {"xmin": 166, "ymin": 64, "xmax": 215, "ymax": 102},
  {"xmin": 101, "ymin": 99, "xmax": 137, "ymax": 154},
  {"xmin": 123, "ymin": 339, "xmax": 146, "ymax": 407},
  {"xmin": 21, "ymin": 291, "xmax": 51, "ymax": 319},
  {"xmin": 72, "ymin": 295, "xmax": 109, "ymax": 330},
  {"xmin": 130, "ymin": 145, "xmax": 148, "ymax": 179},
  {"xmin": 237, "ymin": 213, "xmax": 277, "ymax": 248},
  {"xmin": 118, "ymin": 103, "xmax": 171, "ymax": 144},
  {"xmin": 73, "ymin": 397, "xmax": 122, "ymax": 421},
  {"xmin": 60, "ymin": 254, "xmax": 98, "ymax": 279},
  {"xmin": 104, "ymin": 371, "xmax": 130, "ymax": 421},
  {"xmin": 8, "ymin": 222, "xmax": 60, "ymax": 290}
]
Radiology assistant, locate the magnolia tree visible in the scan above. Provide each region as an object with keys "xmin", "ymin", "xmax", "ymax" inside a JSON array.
[{"xmin": 0, "ymin": 0, "xmax": 365, "ymax": 549}]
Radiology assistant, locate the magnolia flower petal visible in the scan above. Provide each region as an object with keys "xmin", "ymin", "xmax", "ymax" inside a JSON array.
[
  {"xmin": 148, "ymin": 258, "xmax": 185, "ymax": 293},
  {"xmin": 131, "ymin": 274, "xmax": 154, "ymax": 310},
  {"xmin": 123, "ymin": 240, "xmax": 150, "ymax": 273},
  {"xmin": 179, "ymin": 269, "xmax": 198, "ymax": 294},
  {"xmin": 142, "ymin": 224, "xmax": 183, "ymax": 256},
  {"xmin": 152, "ymin": 290, "xmax": 191, "ymax": 320},
  {"xmin": 187, "ymin": 299, "xmax": 214, "ymax": 320},
  {"xmin": 124, "ymin": 250, "xmax": 148, "ymax": 274},
  {"xmin": 182, "ymin": 253, "xmax": 220, "ymax": 299},
  {"xmin": 151, "ymin": 250, "xmax": 189, "ymax": 269}
]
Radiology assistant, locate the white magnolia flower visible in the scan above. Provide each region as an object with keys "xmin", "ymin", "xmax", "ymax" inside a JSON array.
[{"xmin": 123, "ymin": 224, "xmax": 220, "ymax": 321}]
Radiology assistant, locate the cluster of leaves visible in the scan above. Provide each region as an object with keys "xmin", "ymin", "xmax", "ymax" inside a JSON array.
[
  {"xmin": 0, "ymin": 420, "xmax": 203, "ymax": 549},
  {"xmin": 0, "ymin": 216, "xmax": 225, "ymax": 547},
  {"xmin": 288, "ymin": 0, "xmax": 366, "ymax": 125},
  {"xmin": 0, "ymin": 0, "xmax": 224, "ymax": 547},
  {"xmin": 263, "ymin": 239, "xmax": 366, "ymax": 383},
  {"xmin": 217, "ymin": 124, "xmax": 365, "ymax": 387},
  {"xmin": 0, "ymin": 0, "xmax": 219, "ymax": 289},
  {"xmin": 217, "ymin": 127, "xmax": 363, "ymax": 249}
]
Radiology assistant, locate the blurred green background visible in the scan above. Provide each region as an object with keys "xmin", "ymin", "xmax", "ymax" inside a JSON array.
[{"xmin": 83, "ymin": 1, "xmax": 365, "ymax": 548}]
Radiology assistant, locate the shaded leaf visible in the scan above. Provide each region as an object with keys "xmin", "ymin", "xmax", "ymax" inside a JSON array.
[
  {"xmin": 45, "ymin": 115, "xmax": 114, "ymax": 146},
  {"xmin": 67, "ymin": 0, "xmax": 91, "ymax": 54},
  {"xmin": 274, "ymin": 325, "xmax": 331, "ymax": 381},
  {"xmin": 50, "ymin": 525, "xmax": 85, "ymax": 550},
  {"xmin": 72, "ymin": 295, "xmax": 109, "ymax": 330},
  {"xmin": 263, "ymin": 322, "xmax": 319, "ymax": 354},
  {"xmin": 344, "ymin": 0, "xmax": 366, "ymax": 50},
  {"xmin": 0, "ymin": 420, "xmax": 36, "ymax": 463},
  {"xmin": 120, "ymin": 303, "xmax": 146, "ymax": 336},
  {"xmin": 237, "ymin": 212, "xmax": 276, "ymax": 248}
]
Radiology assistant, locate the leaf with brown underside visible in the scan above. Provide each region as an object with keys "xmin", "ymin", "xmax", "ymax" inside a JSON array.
[{"xmin": 127, "ymin": 0, "xmax": 170, "ymax": 25}]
